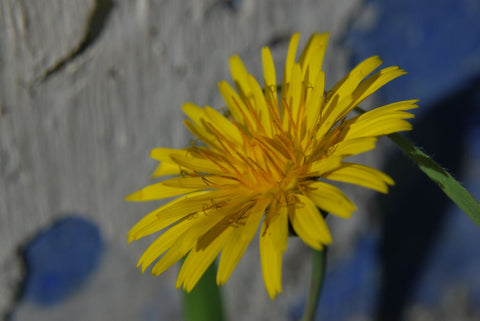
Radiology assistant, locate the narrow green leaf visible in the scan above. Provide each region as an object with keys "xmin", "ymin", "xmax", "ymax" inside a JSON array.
[
  {"xmin": 388, "ymin": 133, "xmax": 480, "ymax": 227},
  {"xmin": 355, "ymin": 107, "xmax": 480, "ymax": 227},
  {"xmin": 182, "ymin": 261, "xmax": 225, "ymax": 321},
  {"xmin": 302, "ymin": 248, "xmax": 328, "ymax": 321}
]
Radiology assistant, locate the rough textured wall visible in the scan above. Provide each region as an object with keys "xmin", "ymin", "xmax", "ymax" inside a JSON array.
[{"xmin": 0, "ymin": 1, "xmax": 361, "ymax": 320}]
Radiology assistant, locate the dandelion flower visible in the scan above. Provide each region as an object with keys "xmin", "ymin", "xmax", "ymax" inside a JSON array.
[{"xmin": 126, "ymin": 32, "xmax": 417, "ymax": 299}]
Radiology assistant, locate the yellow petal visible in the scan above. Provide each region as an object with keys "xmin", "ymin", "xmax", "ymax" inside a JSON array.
[
  {"xmin": 229, "ymin": 55, "xmax": 252, "ymax": 101},
  {"xmin": 151, "ymin": 207, "xmax": 227, "ymax": 276},
  {"xmin": 260, "ymin": 219, "xmax": 283, "ymax": 299},
  {"xmin": 299, "ymin": 32, "xmax": 329, "ymax": 85},
  {"xmin": 351, "ymin": 66, "xmax": 407, "ymax": 107},
  {"xmin": 161, "ymin": 175, "xmax": 238, "ymax": 189},
  {"xmin": 324, "ymin": 162, "xmax": 394, "ymax": 193},
  {"xmin": 204, "ymin": 106, "xmax": 243, "ymax": 143},
  {"xmin": 170, "ymin": 153, "xmax": 227, "ymax": 176},
  {"xmin": 343, "ymin": 100, "xmax": 418, "ymax": 140},
  {"xmin": 216, "ymin": 228, "xmax": 250, "ymax": 286},
  {"xmin": 183, "ymin": 119, "xmax": 220, "ymax": 150},
  {"xmin": 136, "ymin": 217, "xmax": 197, "ymax": 272},
  {"xmin": 288, "ymin": 194, "xmax": 332, "ymax": 249},
  {"xmin": 282, "ymin": 32, "xmax": 300, "ymax": 88},
  {"xmin": 150, "ymin": 148, "xmax": 182, "ymax": 177},
  {"xmin": 345, "ymin": 118, "xmax": 413, "ymax": 140},
  {"xmin": 218, "ymin": 80, "xmax": 255, "ymax": 130},
  {"xmin": 248, "ymin": 73, "xmax": 272, "ymax": 134},
  {"xmin": 307, "ymin": 181, "xmax": 357, "ymax": 218},
  {"xmin": 182, "ymin": 102, "xmax": 205, "ymax": 124},
  {"xmin": 216, "ymin": 199, "xmax": 268, "ymax": 285},
  {"xmin": 183, "ymin": 103, "xmax": 243, "ymax": 148},
  {"xmin": 308, "ymin": 156, "xmax": 342, "ymax": 177},
  {"xmin": 356, "ymin": 100, "xmax": 419, "ymax": 119},
  {"xmin": 267, "ymin": 202, "xmax": 289, "ymax": 253},
  {"xmin": 177, "ymin": 227, "xmax": 232, "ymax": 292},
  {"xmin": 289, "ymin": 63, "xmax": 303, "ymax": 126},
  {"xmin": 127, "ymin": 190, "xmax": 212, "ymax": 242},
  {"xmin": 129, "ymin": 189, "xmax": 238, "ymax": 243},
  {"xmin": 262, "ymin": 46, "xmax": 278, "ymax": 110},
  {"xmin": 319, "ymin": 56, "xmax": 383, "ymax": 137},
  {"xmin": 328, "ymin": 55, "xmax": 383, "ymax": 99},
  {"xmin": 305, "ymin": 70, "xmax": 325, "ymax": 130},
  {"xmin": 125, "ymin": 182, "xmax": 196, "ymax": 202},
  {"xmin": 330, "ymin": 137, "xmax": 378, "ymax": 157}
]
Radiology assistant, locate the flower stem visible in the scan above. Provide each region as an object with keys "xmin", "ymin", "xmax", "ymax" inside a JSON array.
[
  {"xmin": 182, "ymin": 261, "xmax": 224, "ymax": 321},
  {"xmin": 302, "ymin": 247, "xmax": 328, "ymax": 321}
]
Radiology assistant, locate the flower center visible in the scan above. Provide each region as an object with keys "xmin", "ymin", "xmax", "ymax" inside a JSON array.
[{"xmin": 232, "ymin": 133, "xmax": 309, "ymax": 199}]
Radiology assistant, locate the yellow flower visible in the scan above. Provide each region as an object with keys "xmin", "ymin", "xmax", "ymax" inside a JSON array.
[{"xmin": 126, "ymin": 32, "xmax": 417, "ymax": 299}]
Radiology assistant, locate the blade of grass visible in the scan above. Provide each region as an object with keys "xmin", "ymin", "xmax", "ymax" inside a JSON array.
[
  {"xmin": 388, "ymin": 132, "xmax": 480, "ymax": 227},
  {"xmin": 355, "ymin": 107, "xmax": 480, "ymax": 227},
  {"xmin": 182, "ymin": 261, "xmax": 224, "ymax": 321}
]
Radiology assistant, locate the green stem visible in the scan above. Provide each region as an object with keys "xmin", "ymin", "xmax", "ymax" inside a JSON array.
[
  {"xmin": 302, "ymin": 247, "xmax": 328, "ymax": 321},
  {"xmin": 182, "ymin": 261, "xmax": 224, "ymax": 321}
]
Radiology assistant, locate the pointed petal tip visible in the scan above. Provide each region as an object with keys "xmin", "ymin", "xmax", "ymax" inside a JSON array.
[
  {"xmin": 152, "ymin": 268, "xmax": 162, "ymax": 276},
  {"xmin": 125, "ymin": 191, "xmax": 143, "ymax": 201},
  {"xmin": 309, "ymin": 242, "xmax": 324, "ymax": 251},
  {"xmin": 266, "ymin": 288, "xmax": 282, "ymax": 300},
  {"xmin": 228, "ymin": 54, "xmax": 242, "ymax": 66},
  {"xmin": 137, "ymin": 261, "xmax": 149, "ymax": 274},
  {"xmin": 216, "ymin": 272, "xmax": 226, "ymax": 286},
  {"xmin": 341, "ymin": 208, "xmax": 356, "ymax": 220},
  {"xmin": 216, "ymin": 278, "xmax": 226, "ymax": 287},
  {"xmin": 217, "ymin": 79, "xmax": 228, "ymax": 88},
  {"xmin": 183, "ymin": 282, "xmax": 196, "ymax": 293},
  {"xmin": 377, "ymin": 187, "xmax": 389, "ymax": 194},
  {"xmin": 175, "ymin": 277, "xmax": 183, "ymax": 289},
  {"xmin": 376, "ymin": 183, "xmax": 392, "ymax": 194},
  {"xmin": 181, "ymin": 102, "xmax": 202, "ymax": 115}
]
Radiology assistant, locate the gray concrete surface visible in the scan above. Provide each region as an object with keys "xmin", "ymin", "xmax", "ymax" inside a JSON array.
[{"xmin": 0, "ymin": 0, "xmax": 365, "ymax": 320}]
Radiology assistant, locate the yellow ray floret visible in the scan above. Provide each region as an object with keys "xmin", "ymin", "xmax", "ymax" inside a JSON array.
[{"xmin": 126, "ymin": 32, "xmax": 418, "ymax": 299}]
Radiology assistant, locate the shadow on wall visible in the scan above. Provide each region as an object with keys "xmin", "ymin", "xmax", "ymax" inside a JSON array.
[
  {"xmin": 376, "ymin": 75, "xmax": 480, "ymax": 321},
  {"xmin": 343, "ymin": 0, "xmax": 480, "ymax": 319}
]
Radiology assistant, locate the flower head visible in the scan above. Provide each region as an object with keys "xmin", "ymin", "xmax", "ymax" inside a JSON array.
[{"xmin": 126, "ymin": 32, "xmax": 417, "ymax": 298}]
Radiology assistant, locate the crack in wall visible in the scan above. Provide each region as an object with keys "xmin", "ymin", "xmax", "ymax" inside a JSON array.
[{"xmin": 40, "ymin": 0, "xmax": 115, "ymax": 81}]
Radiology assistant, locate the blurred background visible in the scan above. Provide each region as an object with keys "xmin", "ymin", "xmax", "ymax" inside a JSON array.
[{"xmin": 0, "ymin": 0, "xmax": 479, "ymax": 320}]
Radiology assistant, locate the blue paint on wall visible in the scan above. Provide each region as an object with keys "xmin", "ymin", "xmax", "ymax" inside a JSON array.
[
  {"xmin": 289, "ymin": 0, "xmax": 480, "ymax": 317},
  {"xmin": 21, "ymin": 216, "xmax": 104, "ymax": 305},
  {"xmin": 345, "ymin": 0, "xmax": 480, "ymax": 113},
  {"xmin": 289, "ymin": 234, "xmax": 381, "ymax": 321},
  {"xmin": 412, "ymin": 182, "xmax": 480, "ymax": 306},
  {"xmin": 316, "ymin": 234, "xmax": 380, "ymax": 320},
  {"xmin": 343, "ymin": 0, "xmax": 480, "ymax": 319}
]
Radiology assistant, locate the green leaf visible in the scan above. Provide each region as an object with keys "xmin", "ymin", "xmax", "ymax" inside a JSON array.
[
  {"xmin": 355, "ymin": 107, "xmax": 480, "ymax": 227},
  {"xmin": 388, "ymin": 133, "xmax": 480, "ymax": 227},
  {"xmin": 182, "ymin": 261, "xmax": 225, "ymax": 321}
]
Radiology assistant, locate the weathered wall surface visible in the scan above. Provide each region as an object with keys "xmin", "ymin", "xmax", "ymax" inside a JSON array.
[{"xmin": 0, "ymin": 1, "xmax": 361, "ymax": 320}]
